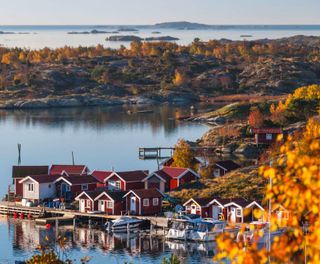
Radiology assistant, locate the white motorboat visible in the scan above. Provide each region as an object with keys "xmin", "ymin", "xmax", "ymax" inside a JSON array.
[
  {"xmin": 188, "ymin": 220, "xmax": 227, "ymax": 242},
  {"xmin": 236, "ymin": 221, "xmax": 284, "ymax": 245},
  {"xmin": 106, "ymin": 216, "xmax": 144, "ymax": 233},
  {"xmin": 166, "ymin": 219, "xmax": 196, "ymax": 241}
]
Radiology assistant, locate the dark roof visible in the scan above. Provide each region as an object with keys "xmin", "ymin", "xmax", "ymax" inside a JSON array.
[
  {"xmin": 114, "ymin": 170, "xmax": 148, "ymax": 182},
  {"xmin": 129, "ymin": 188, "xmax": 163, "ymax": 199},
  {"xmin": 78, "ymin": 188, "xmax": 127, "ymax": 201},
  {"xmin": 222, "ymin": 198, "xmax": 252, "ymax": 207},
  {"xmin": 21, "ymin": 175, "xmax": 59, "ymax": 184},
  {"xmin": 215, "ymin": 160, "xmax": 241, "ymax": 171},
  {"xmin": 161, "ymin": 157, "xmax": 201, "ymax": 167},
  {"xmin": 56, "ymin": 175, "xmax": 98, "ymax": 185},
  {"xmin": 193, "ymin": 198, "xmax": 213, "ymax": 207},
  {"xmin": 50, "ymin": 165, "xmax": 88, "ymax": 175},
  {"xmin": 12, "ymin": 166, "xmax": 49, "ymax": 178},
  {"xmin": 252, "ymin": 128, "xmax": 283, "ymax": 134}
]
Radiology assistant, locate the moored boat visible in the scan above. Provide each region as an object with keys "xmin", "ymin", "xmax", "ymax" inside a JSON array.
[{"xmin": 106, "ymin": 216, "xmax": 144, "ymax": 233}]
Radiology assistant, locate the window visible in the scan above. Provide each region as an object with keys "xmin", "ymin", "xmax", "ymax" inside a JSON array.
[
  {"xmin": 108, "ymin": 181, "xmax": 121, "ymax": 190},
  {"xmin": 86, "ymin": 200, "xmax": 91, "ymax": 207},
  {"xmin": 107, "ymin": 201, "xmax": 113, "ymax": 208},
  {"xmin": 266, "ymin": 134, "xmax": 273, "ymax": 140},
  {"xmin": 236, "ymin": 208, "xmax": 242, "ymax": 217},
  {"xmin": 143, "ymin": 199, "xmax": 149, "ymax": 207},
  {"xmin": 115, "ymin": 181, "xmax": 121, "ymax": 190},
  {"xmin": 27, "ymin": 184, "xmax": 34, "ymax": 192},
  {"xmin": 81, "ymin": 184, "xmax": 88, "ymax": 191},
  {"xmin": 214, "ymin": 169, "xmax": 220, "ymax": 177},
  {"xmin": 153, "ymin": 198, "xmax": 159, "ymax": 206}
]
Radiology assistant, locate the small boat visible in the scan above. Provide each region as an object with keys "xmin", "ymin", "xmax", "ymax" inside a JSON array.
[
  {"xmin": 106, "ymin": 216, "xmax": 144, "ymax": 233},
  {"xmin": 236, "ymin": 221, "xmax": 284, "ymax": 245},
  {"xmin": 166, "ymin": 219, "xmax": 195, "ymax": 241},
  {"xmin": 188, "ymin": 220, "xmax": 227, "ymax": 242}
]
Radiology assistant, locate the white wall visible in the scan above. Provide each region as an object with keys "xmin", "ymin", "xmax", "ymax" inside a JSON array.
[{"xmin": 22, "ymin": 179, "xmax": 39, "ymax": 200}]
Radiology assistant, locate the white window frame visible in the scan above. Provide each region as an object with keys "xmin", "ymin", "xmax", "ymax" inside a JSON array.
[
  {"xmin": 107, "ymin": 201, "xmax": 113, "ymax": 208},
  {"xmin": 115, "ymin": 181, "xmax": 121, "ymax": 190},
  {"xmin": 153, "ymin": 198, "xmax": 159, "ymax": 206},
  {"xmin": 266, "ymin": 133, "xmax": 273, "ymax": 140},
  {"xmin": 236, "ymin": 208, "xmax": 242, "ymax": 217},
  {"xmin": 143, "ymin": 198, "xmax": 149, "ymax": 207},
  {"xmin": 81, "ymin": 184, "xmax": 88, "ymax": 191},
  {"xmin": 27, "ymin": 183, "xmax": 34, "ymax": 192},
  {"xmin": 86, "ymin": 200, "xmax": 91, "ymax": 207}
]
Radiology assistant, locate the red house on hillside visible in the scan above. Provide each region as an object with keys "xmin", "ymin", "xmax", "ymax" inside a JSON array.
[
  {"xmin": 143, "ymin": 167, "xmax": 200, "ymax": 192},
  {"xmin": 103, "ymin": 170, "xmax": 148, "ymax": 191},
  {"xmin": 252, "ymin": 128, "xmax": 283, "ymax": 146},
  {"xmin": 54, "ymin": 175, "xmax": 98, "ymax": 201},
  {"xmin": 12, "ymin": 166, "xmax": 49, "ymax": 197},
  {"xmin": 124, "ymin": 189, "xmax": 163, "ymax": 216},
  {"xmin": 213, "ymin": 160, "xmax": 241, "ymax": 177},
  {"xmin": 50, "ymin": 165, "xmax": 90, "ymax": 176},
  {"xmin": 75, "ymin": 188, "xmax": 127, "ymax": 214}
]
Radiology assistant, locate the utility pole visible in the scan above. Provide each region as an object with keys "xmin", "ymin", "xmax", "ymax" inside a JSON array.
[
  {"xmin": 17, "ymin": 143, "xmax": 22, "ymax": 165},
  {"xmin": 71, "ymin": 151, "xmax": 75, "ymax": 165}
]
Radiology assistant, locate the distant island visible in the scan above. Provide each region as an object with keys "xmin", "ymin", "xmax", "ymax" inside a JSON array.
[
  {"xmin": 68, "ymin": 30, "xmax": 119, "ymax": 34},
  {"xmin": 106, "ymin": 35, "xmax": 180, "ymax": 41},
  {"xmin": 154, "ymin": 21, "xmax": 211, "ymax": 30},
  {"xmin": 0, "ymin": 31, "xmax": 30, "ymax": 35}
]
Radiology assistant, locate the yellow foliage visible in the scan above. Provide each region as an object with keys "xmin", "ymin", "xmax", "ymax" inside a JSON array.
[
  {"xmin": 171, "ymin": 139, "xmax": 195, "ymax": 169},
  {"xmin": 215, "ymin": 117, "xmax": 320, "ymax": 263}
]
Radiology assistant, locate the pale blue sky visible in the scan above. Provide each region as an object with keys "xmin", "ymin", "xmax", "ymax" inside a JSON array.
[{"xmin": 0, "ymin": 0, "xmax": 319, "ymax": 25}]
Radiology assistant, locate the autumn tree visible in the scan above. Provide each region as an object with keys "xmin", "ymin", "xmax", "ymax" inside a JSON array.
[
  {"xmin": 171, "ymin": 139, "xmax": 195, "ymax": 169},
  {"xmin": 215, "ymin": 118, "xmax": 320, "ymax": 263},
  {"xmin": 173, "ymin": 69, "xmax": 188, "ymax": 86},
  {"xmin": 248, "ymin": 107, "xmax": 264, "ymax": 128}
]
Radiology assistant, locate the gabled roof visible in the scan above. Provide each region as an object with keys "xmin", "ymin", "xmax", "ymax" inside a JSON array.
[
  {"xmin": 19, "ymin": 175, "xmax": 59, "ymax": 184},
  {"xmin": 75, "ymin": 188, "xmax": 127, "ymax": 201},
  {"xmin": 149, "ymin": 167, "xmax": 200, "ymax": 181},
  {"xmin": 12, "ymin": 166, "xmax": 49, "ymax": 178},
  {"xmin": 215, "ymin": 160, "xmax": 241, "ymax": 171},
  {"xmin": 91, "ymin": 170, "xmax": 113, "ymax": 183},
  {"xmin": 54, "ymin": 175, "xmax": 98, "ymax": 185},
  {"xmin": 50, "ymin": 165, "xmax": 89, "ymax": 176},
  {"xmin": 104, "ymin": 170, "xmax": 148, "ymax": 183},
  {"xmin": 183, "ymin": 197, "xmax": 213, "ymax": 207},
  {"xmin": 123, "ymin": 188, "xmax": 163, "ymax": 199},
  {"xmin": 161, "ymin": 157, "xmax": 202, "ymax": 167},
  {"xmin": 252, "ymin": 128, "xmax": 283, "ymax": 134},
  {"xmin": 223, "ymin": 198, "xmax": 252, "ymax": 208}
]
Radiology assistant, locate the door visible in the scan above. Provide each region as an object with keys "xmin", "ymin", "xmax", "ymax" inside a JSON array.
[
  {"xmin": 191, "ymin": 205, "xmax": 197, "ymax": 214},
  {"xmin": 230, "ymin": 207, "xmax": 236, "ymax": 223},
  {"xmin": 212, "ymin": 206, "xmax": 220, "ymax": 220},
  {"xmin": 80, "ymin": 199, "xmax": 86, "ymax": 212},
  {"xmin": 130, "ymin": 196, "xmax": 136, "ymax": 213},
  {"xmin": 99, "ymin": 200, "xmax": 105, "ymax": 212}
]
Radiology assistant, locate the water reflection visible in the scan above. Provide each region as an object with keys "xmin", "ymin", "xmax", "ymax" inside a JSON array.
[{"xmin": 0, "ymin": 216, "xmax": 215, "ymax": 263}]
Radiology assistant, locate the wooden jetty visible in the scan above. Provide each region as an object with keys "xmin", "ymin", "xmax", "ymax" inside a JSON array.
[
  {"xmin": 0, "ymin": 202, "xmax": 169, "ymax": 228},
  {"xmin": 139, "ymin": 146, "xmax": 216, "ymax": 159}
]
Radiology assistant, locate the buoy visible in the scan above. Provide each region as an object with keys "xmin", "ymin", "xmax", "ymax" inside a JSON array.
[
  {"xmin": 13, "ymin": 212, "xmax": 18, "ymax": 219},
  {"xmin": 46, "ymin": 223, "xmax": 51, "ymax": 230},
  {"xmin": 19, "ymin": 213, "xmax": 24, "ymax": 219}
]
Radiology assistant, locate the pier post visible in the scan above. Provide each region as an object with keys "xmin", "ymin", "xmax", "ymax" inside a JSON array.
[
  {"xmin": 73, "ymin": 218, "xmax": 76, "ymax": 229},
  {"xmin": 55, "ymin": 219, "xmax": 59, "ymax": 237},
  {"xmin": 89, "ymin": 218, "xmax": 92, "ymax": 229}
]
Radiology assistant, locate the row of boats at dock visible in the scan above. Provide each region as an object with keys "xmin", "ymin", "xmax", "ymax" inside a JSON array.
[{"xmin": 104, "ymin": 214, "xmax": 285, "ymax": 244}]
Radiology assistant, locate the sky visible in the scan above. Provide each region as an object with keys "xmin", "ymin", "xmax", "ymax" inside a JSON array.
[{"xmin": 0, "ymin": 0, "xmax": 319, "ymax": 25}]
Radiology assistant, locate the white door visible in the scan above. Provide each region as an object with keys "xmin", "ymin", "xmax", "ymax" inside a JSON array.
[
  {"xmin": 80, "ymin": 199, "xmax": 86, "ymax": 212},
  {"xmin": 191, "ymin": 205, "xmax": 197, "ymax": 214},
  {"xmin": 99, "ymin": 200, "xmax": 105, "ymax": 212},
  {"xmin": 230, "ymin": 207, "xmax": 236, "ymax": 223},
  {"xmin": 212, "ymin": 206, "xmax": 220, "ymax": 220},
  {"xmin": 130, "ymin": 196, "xmax": 136, "ymax": 213}
]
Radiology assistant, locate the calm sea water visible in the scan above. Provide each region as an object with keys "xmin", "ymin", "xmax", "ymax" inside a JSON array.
[
  {"xmin": 0, "ymin": 25, "xmax": 320, "ymax": 49},
  {"xmin": 0, "ymin": 216, "xmax": 216, "ymax": 264}
]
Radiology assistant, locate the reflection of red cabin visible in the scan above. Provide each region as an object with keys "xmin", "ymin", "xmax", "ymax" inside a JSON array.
[
  {"xmin": 124, "ymin": 189, "xmax": 163, "ymax": 216},
  {"xmin": 54, "ymin": 175, "xmax": 98, "ymax": 201},
  {"xmin": 12, "ymin": 166, "xmax": 49, "ymax": 197},
  {"xmin": 252, "ymin": 128, "xmax": 283, "ymax": 145},
  {"xmin": 143, "ymin": 167, "xmax": 200, "ymax": 192},
  {"xmin": 104, "ymin": 171, "xmax": 148, "ymax": 191},
  {"xmin": 49, "ymin": 165, "xmax": 90, "ymax": 176},
  {"xmin": 75, "ymin": 188, "xmax": 127, "ymax": 214}
]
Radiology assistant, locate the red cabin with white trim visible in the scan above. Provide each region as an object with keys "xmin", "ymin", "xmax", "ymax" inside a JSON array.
[
  {"xmin": 124, "ymin": 189, "xmax": 163, "ymax": 216},
  {"xmin": 143, "ymin": 167, "xmax": 200, "ymax": 192},
  {"xmin": 103, "ymin": 170, "xmax": 148, "ymax": 191}
]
